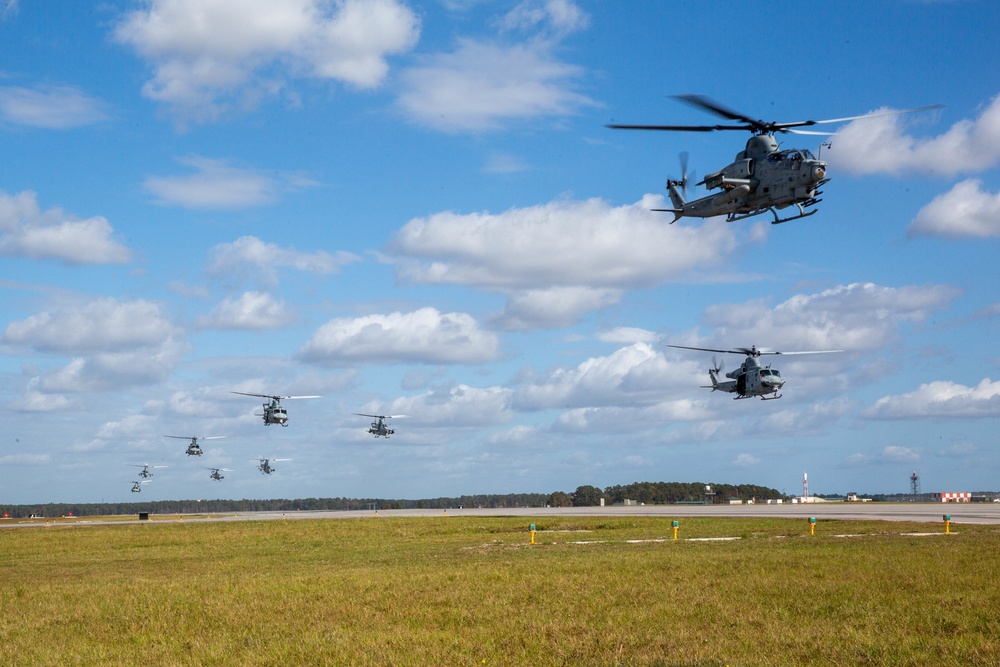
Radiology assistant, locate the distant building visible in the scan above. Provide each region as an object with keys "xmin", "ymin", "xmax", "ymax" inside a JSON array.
[{"xmin": 935, "ymin": 492, "xmax": 971, "ymax": 503}]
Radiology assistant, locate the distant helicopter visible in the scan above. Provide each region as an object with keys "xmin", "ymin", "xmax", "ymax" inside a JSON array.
[
  {"xmin": 231, "ymin": 391, "xmax": 320, "ymax": 427},
  {"xmin": 127, "ymin": 463, "xmax": 167, "ymax": 479},
  {"xmin": 608, "ymin": 95, "xmax": 941, "ymax": 224},
  {"xmin": 130, "ymin": 480, "xmax": 150, "ymax": 493},
  {"xmin": 254, "ymin": 457, "xmax": 290, "ymax": 475},
  {"xmin": 205, "ymin": 467, "xmax": 233, "ymax": 481},
  {"xmin": 355, "ymin": 413, "xmax": 407, "ymax": 438},
  {"xmin": 669, "ymin": 344, "xmax": 840, "ymax": 400},
  {"xmin": 165, "ymin": 435, "xmax": 224, "ymax": 457}
]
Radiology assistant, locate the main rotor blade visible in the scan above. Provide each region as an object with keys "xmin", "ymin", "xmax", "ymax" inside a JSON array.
[
  {"xmin": 785, "ymin": 104, "xmax": 944, "ymax": 128},
  {"xmin": 674, "ymin": 94, "xmax": 758, "ymax": 124},
  {"xmin": 668, "ymin": 344, "xmax": 740, "ymax": 355},
  {"xmin": 606, "ymin": 123, "xmax": 747, "ymax": 132},
  {"xmin": 230, "ymin": 391, "xmax": 271, "ymax": 399}
]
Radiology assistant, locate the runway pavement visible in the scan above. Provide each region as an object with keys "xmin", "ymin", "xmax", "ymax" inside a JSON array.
[
  {"xmin": 5, "ymin": 501, "xmax": 999, "ymax": 527},
  {"xmin": 220, "ymin": 501, "xmax": 1000, "ymax": 525}
]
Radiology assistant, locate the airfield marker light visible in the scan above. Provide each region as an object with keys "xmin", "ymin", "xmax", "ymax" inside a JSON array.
[
  {"xmin": 530, "ymin": 524, "xmax": 536, "ymax": 545},
  {"xmin": 672, "ymin": 520, "xmax": 679, "ymax": 540},
  {"xmin": 809, "ymin": 517, "xmax": 816, "ymax": 537},
  {"xmin": 944, "ymin": 514, "xmax": 951, "ymax": 534}
]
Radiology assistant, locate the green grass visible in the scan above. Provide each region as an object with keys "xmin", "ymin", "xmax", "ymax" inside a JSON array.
[{"xmin": 1, "ymin": 516, "xmax": 998, "ymax": 666}]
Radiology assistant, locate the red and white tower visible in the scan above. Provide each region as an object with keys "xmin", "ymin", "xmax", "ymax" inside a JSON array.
[{"xmin": 803, "ymin": 472, "xmax": 809, "ymax": 498}]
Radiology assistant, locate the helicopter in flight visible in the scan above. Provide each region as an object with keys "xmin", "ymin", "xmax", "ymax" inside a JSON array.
[
  {"xmin": 205, "ymin": 467, "xmax": 232, "ymax": 481},
  {"xmin": 254, "ymin": 457, "xmax": 290, "ymax": 475},
  {"xmin": 127, "ymin": 463, "xmax": 167, "ymax": 479},
  {"xmin": 231, "ymin": 391, "xmax": 320, "ymax": 427},
  {"xmin": 130, "ymin": 479, "xmax": 150, "ymax": 493},
  {"xmin": 669, "ymin": 344, "xmax": 840, "ymax": 400},
  {"xmin": 165, "ymin": 435, "xmax": 224, "ymax": 457},
  {"xmin": 355, "ymin": 413, "xmax": 407, "ymax": 438},
  {"xmin": 608, "ymin": 95, "xmax": 941, "ymax": 224}
]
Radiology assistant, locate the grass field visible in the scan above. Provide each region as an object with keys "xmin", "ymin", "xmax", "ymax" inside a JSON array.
[{"xmin": 1, "ymin": 515, "xmax": 998, "ymax": 666}]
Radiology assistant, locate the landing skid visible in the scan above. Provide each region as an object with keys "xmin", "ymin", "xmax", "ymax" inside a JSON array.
[
  {"xmin": 760, "ymin": 393, "xmax": 782, "ymax": 401},
  {"xmin": 726, "ymin": 203, "xmax": 818, "ymax": 225}
]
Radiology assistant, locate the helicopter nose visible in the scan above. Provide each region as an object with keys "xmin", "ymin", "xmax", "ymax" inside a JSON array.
[{"xmin": 811, "ymin": 163, "xmax": 826, "ymax": 181}]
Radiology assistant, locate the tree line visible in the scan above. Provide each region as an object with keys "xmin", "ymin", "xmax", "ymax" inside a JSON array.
[{"xmin": 1, "ymin": 482, "xmax": 784, "ymax": 518}]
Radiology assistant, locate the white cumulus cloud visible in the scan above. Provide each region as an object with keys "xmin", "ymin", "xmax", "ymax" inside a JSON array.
[
  {"xmin": 391, "ymin": 196, "xmax": 741, "ymax": 328},
  {"xmin": 700, "ymin": 282, "xmax": 960, "ymax": 352},
  {"xmin": 909, "ymin": 179, "xmax": 1000, "ymax": 238},
  {"xmin": 144, "ymin": 156, "xmax": 317, "ymax": 209},
  {"xmin": 207, "ymin": 235, "xmax": 359, "ymax": 287},
  {"xmin": 828, "ymin": 94, "xmax": 1000, "ymax": 177},
  {"xmin": 398, "ymin": 39, "xmax": 595, "ymax": 132},
  {"xmin": 513, "ymin": 342, "xmax": 676, "ymax": 410},
  {"xmin": 2, "ymin": 298, "xmax": 178, "ymax": 353},
  {"xmin": 865, "ymin": 378, "xmax": 1000, "ymax": 419},
  {"xmin": 0, "ymin": 190, "xmax": 131, "ymax": 264},
  {"xmin": 115, "ymin": 0, "xmax": 420, "ymax": 124},
  {"xmin": 298, "ymin": 307, "xmax": 500, "ymax": 364},
  {"xmin": 199, "ymin": 291, "xmax": 293, "ymax": 330},
  {"xmin": 0, "ymin": 84, "xmax": 109, "ymax": 128}
]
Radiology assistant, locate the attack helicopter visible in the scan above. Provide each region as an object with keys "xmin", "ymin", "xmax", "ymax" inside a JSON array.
[
  {"xmin": 254, "ymin": 457, "xmax": 290, "ymax": 475},
  {"xmin": 130, "ymin": 480, "xmax": 150, "ymax": 493},
  {"xmin": 231, "ymin": 391, "xmax": 320, "ymax": 427},
  {"xmin": 205, "ymin": 467, "xmax": 233, "ymax": 481},
  {"xmin": 669, "ymin": 344, "xmax": 840, "ymax": 400},
  {"xmin": 608, "ymin": 95, "xmax": 941, "ymax": 224},
  {"xmin": 355, "ymin": 413, "xmax": 407, "ymax": 438},
  {"xmin": 127, "ymin": 463, "xmax": 167, "ymax": 479},
  {"xmin": 165, "ymin": 435, "xmax": 224, "ymax": 457}
]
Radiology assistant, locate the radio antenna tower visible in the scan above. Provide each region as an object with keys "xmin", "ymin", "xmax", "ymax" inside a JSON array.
[{"xmin": 910, "ymin": 471, "xmax": 920, "ymax": 496}]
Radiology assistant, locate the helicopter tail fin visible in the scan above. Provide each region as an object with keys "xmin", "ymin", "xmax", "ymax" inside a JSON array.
[{"xmin": 651, "ymin": 207, "xmax": 684, "ymax": 223}]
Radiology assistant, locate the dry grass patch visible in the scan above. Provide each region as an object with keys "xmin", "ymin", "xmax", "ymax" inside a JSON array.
[{"xmin": 1, "ymin": 516, "xmax": 998, "ymax": 666}]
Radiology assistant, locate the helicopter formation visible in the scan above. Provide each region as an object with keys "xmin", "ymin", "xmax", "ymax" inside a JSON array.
[
  {"xmin": 122, "ymin": 396, "xmax": 409, "ymax": 493},
  {"xmin": 116, "ymin": 94, "xmax": 939, "ymax": 495}
]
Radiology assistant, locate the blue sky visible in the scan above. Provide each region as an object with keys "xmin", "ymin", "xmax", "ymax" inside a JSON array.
[{"xmin": 2, "ymin": 0, "xmax": 998, "ymax": 505}]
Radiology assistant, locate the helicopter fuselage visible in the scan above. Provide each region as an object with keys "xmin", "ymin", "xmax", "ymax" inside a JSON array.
[
  {"xmin": 667, "ymin": 135, "xmax": 827, "ymax": 224},
  {"xmin": 706, "ymin": 355, "xmax": 785, "ymax": 400}
]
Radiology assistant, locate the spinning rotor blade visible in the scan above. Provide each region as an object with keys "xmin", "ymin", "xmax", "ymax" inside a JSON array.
[
  {"xmin": 675, "ymin": 94, "xmax": 758, "ymax": 125},
  {"xmin": 232, "ymin": 391, "xmax": 319, "ymax": 400},
  {"xmin": 670, "ymin": 344, "xmax": 840, "ymax": 357},
  {"xmin": 766, "ymin": 349, "xmax": 843, "ymax": 356},
  {"xmin": 609, "ymin": 95, "xmax": 943, "ymax": 135},
  {"xmin": 230, "ymin": 391, "xmax": 273, "ymax": 399}
]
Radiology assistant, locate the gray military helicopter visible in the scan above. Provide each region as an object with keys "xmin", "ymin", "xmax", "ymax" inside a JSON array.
[
  {"xmin": 165, "ymin": 435, "xmax": 224, "ymax": 456},
  {"xmin": 231, "ymin": 391, "xmax": 320, "ymax": 427},
  {"xmin": 608, "ymin": 95, "xmax": 941, "ymax": 224},
  {"xmin": 130, "ymin": 479, "xmax": 150, "ymax": 493},
  {"xmin": 669, "ymin": 344, "xmax": 840, "ymax": 400},
  {"xmin": 127, "ymin": 463, "xmax": 167, "ymax": 479},
  {"xmin": 355, "ymin": 413, "xmax": 407, "ymax": 438},
  {"xmin": 205, "ymin": 467, "xmax": 233, "ymax": 481},
  {"xmin": 254, "ymin": 457, "xmax": 290, "ymax": 475}
]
